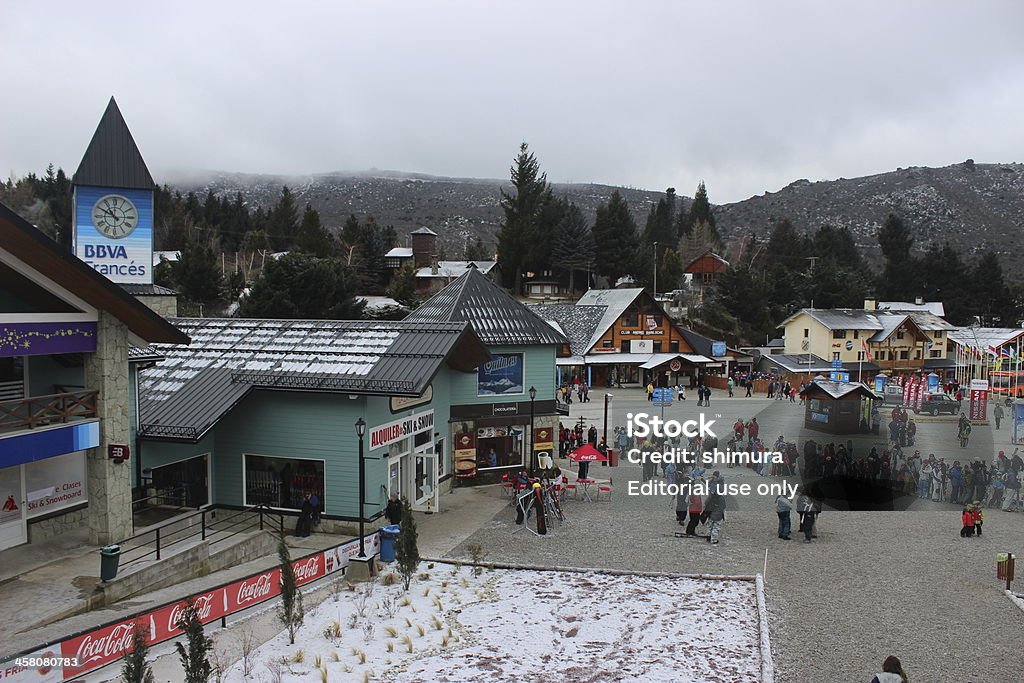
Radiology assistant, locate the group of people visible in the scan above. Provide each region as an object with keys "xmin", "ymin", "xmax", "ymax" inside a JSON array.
[
  {"xmin": 766, "ymin": 379, "xmax": 798, "ymax": 402},
  {"xmin": 773, "ymin": 486, "xmax": 821, "ymax": 542},
  {"xmin": 886, "ymin": 406, "xmax": 917, "ymax": 447},
  {"xmin": 295, "ymin": 491, "xmax": 321, "ymax": 537},
  {"xmin": 558, "ymin": 377, "xmax": 591, "ymax": 404},
  {"xmin": 673, "ymin": 468, "xmax": 727, "ymax": 543}
]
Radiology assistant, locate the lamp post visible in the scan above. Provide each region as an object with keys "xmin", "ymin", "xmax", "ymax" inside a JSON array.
[
  {"xmin": 528, "ymin": 386, "xmax": 537, "ymax": 474},
  {"xmin": 355, "ymin": 417, "xmax": 366, "ymax": 558},
  {"xmin": 603, "ymin": 393, "xmax": 612, "ymax": 466}
]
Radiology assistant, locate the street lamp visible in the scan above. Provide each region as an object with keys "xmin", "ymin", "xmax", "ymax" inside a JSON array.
[
  {"xmin": 653, "ymin": 241, "xmax": 659, "ymax": 297},
  {"xmin": 528, "ymin": 386, "xmax": 537, "ymax": 474},
  {"xmin": 602, "ymin": 393, "xmax": 612, "ymax": 466},
  {"xmin": 355, "ymin": 417, "xmax": 366, "ymax": 558}
]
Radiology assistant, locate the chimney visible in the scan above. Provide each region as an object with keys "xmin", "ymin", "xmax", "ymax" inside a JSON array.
[
  {"xmin": 411, "ymin": 227, "xmax": 437, "ymax": 268},
  {"xmin": 864, "ymin": 298, "xmax": 876, "ymax": 311},
  {"xmin": 914, "ymin": 296, "xmax": 924, "ymax": 305},
  {"xmin": 431, "ymin": 260, "xmax": 439, "ymax": 275}
]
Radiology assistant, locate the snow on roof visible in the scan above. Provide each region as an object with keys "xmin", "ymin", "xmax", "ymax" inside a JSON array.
[
  {"xmin": 878, "ymin": 301, "xmax": 945, "ymax": 317},
  {"xmin": 415, "ymin": 261, "xmax": 497, "ymax": 278},
  {"xmin": 385, "ymin": 247, "xmax": 413, "ymax": 259}
]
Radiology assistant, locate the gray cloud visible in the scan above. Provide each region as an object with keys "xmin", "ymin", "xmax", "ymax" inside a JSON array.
[{"xmin": 2, "ymin": 0, "xmax": 1022, "ymax": 202}]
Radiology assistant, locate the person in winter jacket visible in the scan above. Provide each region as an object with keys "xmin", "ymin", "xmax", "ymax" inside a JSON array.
[
  {"xmin": 674, "ymin": 472, "xmax": 689, "ymax": 526},
  {"xmin": 704, "ymin": 490, "xmax": 726, "ymax": 544},
  {"xmin": 960, "ymin": 505, "xmax": 975, "ymax": 537},
  {"xmin": 775, "ymin": 493, "xmax": 793, "ymax": 540},
  {"xmin": 870, "ymin": 654, "xmax": 908, "ymax": 683},
  {"xmin": 685, "ymin": 487, "xmax": 704, "ymax": 537},
  {"xmin": 972, "ymin": 503, "xmax": 984, "ymax": 536},
  {"xmin": 797, "ymin": 492, "xmax": 819, "ymax": 543}
]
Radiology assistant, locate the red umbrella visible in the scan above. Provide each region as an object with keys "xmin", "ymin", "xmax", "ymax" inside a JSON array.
[{"xmin": 568, "ymin": 443, "xmax": 608, "ymax": 462}]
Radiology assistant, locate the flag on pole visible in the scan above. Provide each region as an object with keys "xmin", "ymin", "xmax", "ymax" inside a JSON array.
[{"xmin": 861, "ymin": 339, "xmax": 873, "ymax": 363}]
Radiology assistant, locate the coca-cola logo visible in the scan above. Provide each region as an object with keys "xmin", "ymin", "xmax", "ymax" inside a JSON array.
[
  {"xmin": 236, "ymin": 573, "xmax": 274, "ymax": 606},
  {"xmin": 74, "ymin": 622, "xmax": 135, "ymax": 664},
  {"xmin": 168, "ymin": 594, "xmax": 215, "ymax": 633},
  {"xmin": 293, "ymin": 556, "xmax": 321, "ymax": 582}
]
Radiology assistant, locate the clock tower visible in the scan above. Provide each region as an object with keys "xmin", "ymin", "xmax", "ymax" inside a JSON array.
[{"xmin": 72, "ymin": 97, "xmax": 155, "ymax": 285}]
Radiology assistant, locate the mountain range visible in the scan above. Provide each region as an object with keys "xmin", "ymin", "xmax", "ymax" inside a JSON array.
[{"xmin": 168, "ymin": 160, "xmax": 1024, "ymax": 267}]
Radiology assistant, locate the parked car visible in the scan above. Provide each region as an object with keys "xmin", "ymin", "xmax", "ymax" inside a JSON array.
[
  {"xmin": 882, "ymin": 384, "xmax": 905, "ymax": 406},
  {"xmin": 913, "ymin": 392, "xmax": 961, "ymax": 416}
]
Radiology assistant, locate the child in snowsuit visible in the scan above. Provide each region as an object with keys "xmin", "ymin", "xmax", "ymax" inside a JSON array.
[
  {"xmin": 972, "ymin": 503, "xmax": 984, "ymax": 536},
  {"xmin": 960, "ymin": 505, "xmax": 975, "ymax": 537}
]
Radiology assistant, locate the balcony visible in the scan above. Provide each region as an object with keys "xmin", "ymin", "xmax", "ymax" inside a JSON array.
[{"xmin": 0, "ymin": 389, "xmax": 99, "ymax": 435}]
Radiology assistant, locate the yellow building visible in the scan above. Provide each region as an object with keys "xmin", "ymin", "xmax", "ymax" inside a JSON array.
[{"xmin": 780, "ymin": 300, "xmax": 955, "ymax": 377}]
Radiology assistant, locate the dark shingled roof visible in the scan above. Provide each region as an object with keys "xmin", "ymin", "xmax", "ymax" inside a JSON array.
[
  {"xmin": 406, "ymin": 269, "xmax": 567, "ymax": 347},
  {"xmin": 138, "ymin": 318, "xmax": 488, "ymax": 442},
  {"xmin": 526, "ymin": 303, "xmax": 606, "ymax": 357},
  {"xmin": 73, "ymin": 97, "xmax": 156, "ymax": 190},
  {"xmin": 121, "ymin": 283, "xmax": 177, "ymax": 296}
]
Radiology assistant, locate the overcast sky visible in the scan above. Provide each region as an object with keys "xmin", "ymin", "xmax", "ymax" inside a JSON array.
[{"xmin": 2, "ymin": 1, "xmax": 1023, "ymax": 203}]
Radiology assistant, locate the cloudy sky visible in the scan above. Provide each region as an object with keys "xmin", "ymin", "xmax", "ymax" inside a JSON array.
[{"xmin": 2, "ymin": 1, "xmax": 1023, "ymax": 203}]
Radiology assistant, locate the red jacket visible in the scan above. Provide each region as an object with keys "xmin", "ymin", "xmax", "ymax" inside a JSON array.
[
  {"xmin": 971, "ymin": 508, "xmax": 983, "ymax": 525},
  {"xmin": 689, "ymin": 494, "xmax": 703, "ymax": 513},
  {"xmin": 962, "ymin": 510, "xmax": 973, "ymax": 527}
]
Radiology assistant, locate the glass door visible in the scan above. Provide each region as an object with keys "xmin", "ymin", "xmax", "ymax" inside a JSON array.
[
  {"xmin": 413, "ymin": 449, "xmax": 438, "ymax": 512},
  {"xmin": 387, "ymin": 457, "xmax": 402, "ymax": 500}
]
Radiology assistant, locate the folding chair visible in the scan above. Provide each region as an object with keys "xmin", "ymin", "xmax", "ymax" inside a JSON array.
[
  {"xmin": 597, "ymin": 478, "xmax": 613, "ymax": 501},
  {"xmin": 561, "ymin": 475, "xmax": 577, "ymax": 499}
]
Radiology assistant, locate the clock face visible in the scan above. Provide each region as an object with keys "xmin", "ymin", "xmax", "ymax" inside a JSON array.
[{"xmin": 91, "ymin": 194, "xmax": 139, "ymax": 239}]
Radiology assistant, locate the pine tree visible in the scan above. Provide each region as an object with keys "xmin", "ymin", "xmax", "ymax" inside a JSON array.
[
  {"xmin": 395, "ymin": 497, "xmax": 420, "ymax": 591},
  {"xmin": 591, "ymin": 190, "xmax": 639, "ymax": 284},
  {"xmin": 268, "ymin": 186, "xmax": 300, "ymax": 251},
  {"xmin": 551, "ymin": 203, "xmax": 595, "ymax": 294},
  {"xmin": 497, "ymin": 143, "xmax": 549, "ymax": 293},
  {"xmin": 175, "ymin": 238, "xmax": 224, "ymax": 309},
  {"xmin": 238, "ymin": 253, "xmax": 367, "ymax": 319},
  {"xmin": 387, "ymin": 262, "xmax": 420, "ymax": 309},
  {"xmin": 277, "ymin": 535, "xmax": 304, "ymax": 645},
  {"xmin": 877, "ymin": 213, "xmax": 917, "ymax": 300},
  {"xmin": 122, "ymin": 621, "xmax": 155, "ymax": 683},
  {"xmin": 175, "ymin": 601, "xmax": 212, "ymax": 683},
  {"xmin": 463, "ymin": 236, "xmax": 489, "ymax": 261},
  {"xmin": 658, "ymin": 248, "xmax": 684, "ymax": 292},
  {"xmin": 971, "ymin": 251, "xmax": 1019, "ymax": 326},
  {"xmin": 680, "ymin": 181, "xmax": 716, "ymax": 236},
  {"xmin": 295, "ymin": 203, "xmax": 336, "ymax": 257}
]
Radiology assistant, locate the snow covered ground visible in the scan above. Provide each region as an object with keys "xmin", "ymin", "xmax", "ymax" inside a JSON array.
[{"xmin": 221, "ymin": 563, "xmax": 762, "ymax": 683}]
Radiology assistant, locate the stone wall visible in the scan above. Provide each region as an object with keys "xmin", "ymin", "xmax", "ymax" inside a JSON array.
[
  {"xmin": 27, "ymin": 506, "xmax": 88, "ymax": 542},
  {"xmin": 84, "ymin": 311, "xmax": 133, "ymax": 545},
  {"xmin": 134, "ymin": 294, "xmax": 177, "ymax": 318}
]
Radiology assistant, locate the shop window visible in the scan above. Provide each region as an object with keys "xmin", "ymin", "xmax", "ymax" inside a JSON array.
[
  {"xmin": 244, "ymin": 454, "xmax": 325, "ymax": 511},
  {"xmin": 475, "ymin": 425, "xmax": 524, "ymax": 469}
]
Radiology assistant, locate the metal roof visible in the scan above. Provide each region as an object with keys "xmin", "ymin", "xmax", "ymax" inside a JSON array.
[
  {"xmin": 948, "ymin": 327, "xmax": 1024, "ymax": 351},
  {"xmin": 801, "ymin": 380, "xmax": 877, "ymax": 400},
  {"xmin": 410, "ymin": 227, "xmax": 437, "ymax": 236},
  {"xmin": 72, "ymin": 97, "xmax": 156, "ymax": 190},
  {"xmin": 781, "ymin": 308, "xmax": 953, "ymax": 334},
  {"xmin": 575, "ymin": 288, "xmax": 646, "ymax": 352},
  {"xmin": 407, "ymin": 269, "xmax": 567, "ymax": 347},
  {"xmin": 138, "ymin": 318, "xmax": 487, "ymax": 441},
  {"xmin": 128, "ymin": 344, "xmax": 163, "ymax": 363},
  {"xmin": 868, "ymin": 314, "xmax": 909, "ymax": 343},
  {"xmin": 761, "ymin": 354, "xmax": 834, "ymax": 373},
  {"xmin": 526, "ymin": 303, "xmax": 607, "ymax": 357},
  {"xmin": 415, "ymin": 261, "xmax": 497, "ymax": 279},
  {"xmin": 878, "ymin": 301, "xmax": 945, "ymax": 317}
]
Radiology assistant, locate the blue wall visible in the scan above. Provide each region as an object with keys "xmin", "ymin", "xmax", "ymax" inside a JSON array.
[{"xmin": 450, "ymin": 344, "xmax": 557, "ymax": 405}]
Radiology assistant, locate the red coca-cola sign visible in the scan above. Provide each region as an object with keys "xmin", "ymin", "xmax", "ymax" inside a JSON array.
[
  {"xmin": 228, "ymin": 570, "xmax": 280, "ymax": 612},
  {"xmin": 293, "ymin": 556, "xmax": 323, "ymax": 585},
  {"xmin": 61, "ymin": 621, "xmax": 137, "ymax": 678}
]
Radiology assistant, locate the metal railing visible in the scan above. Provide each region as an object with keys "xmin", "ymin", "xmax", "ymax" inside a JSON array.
[
  {"xmin": 118, "ymin": 504, "xmax": 285, "ymax": 568},
  {"xmin": 0, "ymin": 389, "xmax": 98, "ymax": 432},
  {"xmin": 132, "ymin": 486, "xmax": 188, "ymax": 511}
]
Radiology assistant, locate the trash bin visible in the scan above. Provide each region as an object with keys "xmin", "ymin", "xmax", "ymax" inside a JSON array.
[
  {"xmin": 607, "ymin": 448, "xmax": 619, "ymax": 468},
  {"xmin": 379, "ymin": 525, "xmax": 400, "ymax": 563},
  {"xmin": 100, "ymin": 544, "xmax": 122, "ymax": 582}
]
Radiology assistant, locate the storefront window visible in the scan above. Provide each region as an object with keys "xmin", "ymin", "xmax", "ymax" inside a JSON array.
[
  {"xmin": 475, "ymin": 425, "xmax": 525, "ymax": 469},
  {"xmin": 244, "ymin": 454, "xmax": 325, "ymax": 511}
]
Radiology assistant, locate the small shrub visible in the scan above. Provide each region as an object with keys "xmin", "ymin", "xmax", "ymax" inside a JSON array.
[
  {"xmin": 415, "ymin": 623, "xmax": 425, "ymax": 637},
  {"xmin": 380, "ymin": 573, "xmax": 400, "ymax": 586},
  {"xmin": 431, "ymin": 615, "xmax": 444, "ymax": 631},
  {"xmin": 386, "ymin": 641, "xmax": 395, "ymax": 653},
  {"xmin": 384, "ymin": 625, "xmax": 398, "ymax": 637},
  {"xmin": 401, "ymin": 634, "xmax": 413, "ymax": 652},
  {"xmin": 291, "ymin": 649, "xmax": 305, "ymax": 664},
  {"xmin": 323, "ymin": 620, "xmax": 343, "ymax": 641}
]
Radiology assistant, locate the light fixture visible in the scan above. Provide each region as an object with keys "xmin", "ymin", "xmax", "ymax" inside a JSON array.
[
  {"xmin": 355, "ymin": 417, "xmax": 366, "ymax": 437},
  {"xmin": 529, "ymin": 386, "xmax": 537, "ymax": 400}
]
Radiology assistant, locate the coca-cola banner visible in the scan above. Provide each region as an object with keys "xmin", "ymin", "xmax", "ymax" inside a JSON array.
[{"xmin": 1, "ymin": 532, "xmax": 372, "ymax": 681}]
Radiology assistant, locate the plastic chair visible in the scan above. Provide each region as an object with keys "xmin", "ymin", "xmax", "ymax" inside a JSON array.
[
  {"xmin": 597, "ymin": 478, "xmax": 613, "ymax": 501},
  {"xmin": 562, "ymin": 475, "xmax": 577, "ymax": 499}
]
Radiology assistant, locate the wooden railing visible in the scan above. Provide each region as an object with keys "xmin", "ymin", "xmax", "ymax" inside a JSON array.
[{"xmin": 0, "ymin": 389, "xmax": 99, "ymax": 432}]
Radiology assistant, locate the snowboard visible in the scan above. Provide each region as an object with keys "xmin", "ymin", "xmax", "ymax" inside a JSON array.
[{"xmin": 674, "ymin": 531, "xmax": 711, "ymax": 539}]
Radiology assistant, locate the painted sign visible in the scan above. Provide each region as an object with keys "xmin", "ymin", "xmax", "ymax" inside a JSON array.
[
  {"xmin": 630, "ymin": 340, "xmax": 653, "ymax": 354},
  {"xmin": 0, "ymin": 323, "xmax": 97, "ymax": 358},
  {"xmin": 477, "ymin": 353, "xmax": 524, "ymax": 396},
  {"xmin": 390, "ymin": 384, "xmax": 433, "ymax": 414},
  {"xmin": 24, "ymin": 452, "xmax": 87, "ymax": 519},
  {"xmin": 0, "ymin": 421, "xmax": 100, "ymax": 470},
  {"xmin": 369, "ymin": 410, "xmax": 435, "ymax": 450},
  {"xmin": 711, "ymin": 341, "xmax": 727, "ymax": 357},
  {"xmin": 73, "ymin": 186, "xmax": 153, "ymax": 285},
  {"xmin": 533, "ymin": 427, "xmax": 554, "ymax": 452},
  {"xmin": 969, "ymin": 379, "xmax": 988, "ymax": 422},
  {"xmin": 645, "ymin": 315, "xmax": 658, "ymax": 331}
]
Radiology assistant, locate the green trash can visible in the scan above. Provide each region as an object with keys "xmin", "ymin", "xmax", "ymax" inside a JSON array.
[{"xmin": 100, "ymin": 544, "xmax": 121, "ymax": 582}]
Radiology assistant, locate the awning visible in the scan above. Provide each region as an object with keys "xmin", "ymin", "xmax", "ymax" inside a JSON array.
[
  {"xmin": 640, "ymin": 353, "xmax": 684, "ymax": 369},
  {"xmin": 584, "ymin": 353, "xmax": 654, "ymax": 365},
  {"xmin": 680, "ymin": 354, "xmax": 714, "ymax": 364},
  {"xmin": 556, "ymin": 356, "xmax": 586, "ymax": 366}
]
